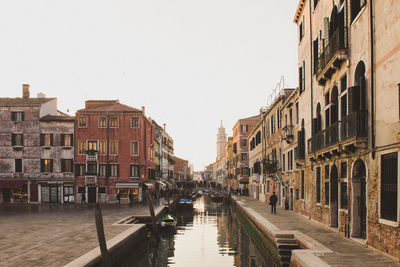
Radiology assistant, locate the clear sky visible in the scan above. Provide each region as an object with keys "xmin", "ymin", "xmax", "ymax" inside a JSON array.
[{"xmin": 0, "ymin": 0, "xmax": 299, "ymax": 171}]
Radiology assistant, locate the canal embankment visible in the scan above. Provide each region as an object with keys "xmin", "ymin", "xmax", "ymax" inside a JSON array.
[{"xmin": 232, "ymin": 196, "xmax": 400, "ymax": 267}]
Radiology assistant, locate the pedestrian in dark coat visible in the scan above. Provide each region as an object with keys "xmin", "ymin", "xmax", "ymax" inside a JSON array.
[
  {"xmin": 128, "ymin": 190, "xmax": 133, "ymax": 206},
  {"xmin": 81, "ymin": 191, "xmax": 86, "ymax": 204},
  {"xmin": 116, "ymin": 191, "xmax": 121, "ymax": 204},
  {"xmin": 269, "ymin": 192, "xmax": 278, "ymax": 214}
]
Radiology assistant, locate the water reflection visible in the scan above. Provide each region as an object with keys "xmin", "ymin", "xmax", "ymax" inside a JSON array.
[{"xmin": 124, "ymin": 196, "xmax": 275, "ymax": 267}]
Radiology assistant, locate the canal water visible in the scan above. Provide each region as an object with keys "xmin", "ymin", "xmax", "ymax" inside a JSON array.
[{"xmin": 123, "ymin": 195, "xmax": 279, "ymax": 267}]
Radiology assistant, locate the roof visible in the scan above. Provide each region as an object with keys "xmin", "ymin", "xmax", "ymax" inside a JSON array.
[
  {"xmin": 77, "ymin": 102, "xmax": 142, "ymax": 114},
  {"xmin": 0, "ymin": 97, "xmax": 55, "ymax": 107},
  {"xmin": 293, "ymin": 0, "xmax": 307, "ymax": 24},
  {"xmin": 40, "ymin": 112, "xmax": 75, "ymax": 122}
]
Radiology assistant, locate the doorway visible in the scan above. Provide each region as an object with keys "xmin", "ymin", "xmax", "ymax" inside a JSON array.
[
  {"xmin": 88, "ymin": 187, "xmax": 97, "ymax": 203},
  {"xmin": 330, "ymin": 165, "xmax": 339, "ymax": 227},
  {"xmin": 290, "ymin": 188, "xmax": 294, "ymax": 210},
  {"xmin": 352, "ymin": 160, "xmax": 367, "ymax": 239}
]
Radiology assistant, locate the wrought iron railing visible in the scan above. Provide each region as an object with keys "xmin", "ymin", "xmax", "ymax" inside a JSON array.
[
  {"xmin": 316, "ymin": 26, "xmax": 347, "ymax": 77},
  {"xmin": 307, "ymin": 111, "xmax": 367, "ymax": 154}
]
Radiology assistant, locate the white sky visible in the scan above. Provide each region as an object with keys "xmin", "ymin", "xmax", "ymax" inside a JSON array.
[{"xmin": 0, "ymin": 0, "xmax": 299, "ymax": 170}]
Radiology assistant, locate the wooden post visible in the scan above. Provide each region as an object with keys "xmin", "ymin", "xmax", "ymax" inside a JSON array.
[
  {"xmin": 94, "ymin": 203, "xmax": 111, "ymax": 267},
  {"xmin": 145, "ymin": 189, "xmax": 159, "ymax": 237}
]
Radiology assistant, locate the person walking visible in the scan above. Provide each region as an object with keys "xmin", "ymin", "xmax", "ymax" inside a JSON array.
[
  {"xmin": 269, "ymin": 192, "xmax": 278, "ymax": 214},
  {"xmin": 81, "ymin": 190, "xmax": 86, "ymax": 205},
  {"xmin": 128, "ymin": 190, "xmax": 133, "ymax": 206},
  {"xmin": 116, "ymin": 191, "xmax": 121, "ymax": 204}
]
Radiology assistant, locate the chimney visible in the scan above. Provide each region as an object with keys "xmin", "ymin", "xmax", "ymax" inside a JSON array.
[
  {"xmin": 141, "ymin": 106, "xmax": 145, "ymax": 115},
  {"xmin": 22, "ymin": 84, "xmax": 30, "ymax": 98},
  {"xmin": 37, "ymin": 92, "xmax": 46, "ymax": 98},
  {"xmin": 163, "ymin": 123, "xmax": 166, "ymax": 131}
]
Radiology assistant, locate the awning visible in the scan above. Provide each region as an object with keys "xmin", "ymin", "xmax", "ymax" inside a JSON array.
[
  {"xmin": 0, "ymin": 180, "xmax": 27, "ymax": 188},
  {"xmin": 239, "ymin": 178, "xmax": 249, "ymax": 184},
  {"xmin": 144, "ymin": 182, "xmax": 153, "ymax": 188},
  {"xmin": 115, "ymin": 182, "xmax": 139, "ymax": 188}
]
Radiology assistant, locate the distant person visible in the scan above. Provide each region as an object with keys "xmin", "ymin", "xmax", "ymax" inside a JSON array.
[
  {"xmin": 128, "ymin": 190, "xmax": 133, "ymax": 206},
  {"xmin": 269, "ymin": 192, "xmax": 278, "ymax": 214},
  {"xmin": 116, "ymin": 191, "xmax": 121, "ymax": 204}
]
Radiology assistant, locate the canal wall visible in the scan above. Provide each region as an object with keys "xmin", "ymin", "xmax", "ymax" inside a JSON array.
[
  {"xmin": 231, "ymin": 197, "xmax": 331, "ymax": 267},
  {"xmin": 64, "ymin": 205, "xmax": 167, "ymax": 267}
]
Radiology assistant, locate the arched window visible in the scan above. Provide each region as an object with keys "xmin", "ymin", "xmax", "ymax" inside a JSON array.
[
  {"xmin": 351, "ymin": 0, "xmax": 367, "ymax": 23},
  {"xmin": 331, "ymin": 86, "xmax": 339, "ymax": 123}
]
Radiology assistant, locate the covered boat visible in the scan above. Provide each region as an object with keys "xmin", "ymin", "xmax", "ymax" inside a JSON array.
[
  {"xmin": 177, "ymin": 199, "xmax": 194, "ymax": 209},
  {"xmin": 158, "ymin": 214, "xmax": 177, "ymax": 228}
]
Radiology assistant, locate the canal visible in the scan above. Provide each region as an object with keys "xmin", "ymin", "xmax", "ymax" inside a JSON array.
[{"xmin": 123, "ymin": 195, "xmax": 280, "ymax": 267}]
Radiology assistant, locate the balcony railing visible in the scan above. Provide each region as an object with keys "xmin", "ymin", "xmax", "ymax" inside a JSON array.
[
  {"xmin": 308, "ymin": 111, "xmax": 367, "ymax": 154},
  {"xmin": 86, "ymin": 153, "xmax": 98, "ymax": 162},
  {"xmin": 316, "ymin": 26, "xmax": 347, "ymax": 80},
  {"xmin": 282, "ymin": 125, "xmax": 294, "ymax": 141}
]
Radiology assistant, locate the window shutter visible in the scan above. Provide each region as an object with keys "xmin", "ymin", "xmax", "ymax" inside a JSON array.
[
  {"xmin": 312, "ymin": 118, "xmax": 318, "ymax": 135},
  {"xmin": 106, "ymin": 165, "xmax": 111, "ymax": 177},
  {"xmin": 61, "ymin": 159, "xmax": 65, "ymax": 172},
  {"xmin": 11, "ymin": 133, "xmax": 15, "ymax": 146},
  {"xmin": 360, "ymin": 77, "xmax": 366, "ymax": 111},
  {"xmin": 348, "ymin": 86, "xmax": 361, "ymax": 113},
  {"xmin": 60, "ymin": 134, "xmax": 65, "ymax": 146},
  {"xmin": 40, "ymin": 160, "xmax": 44, "ymax": 172},
  {"xmin": 75, "ymin": 164, "xmax": 80, "ymax": 176},
  {"xmin": 40, "ymin": 134, "xmax": 44, "ymax": 146},
  {"xmin": 303, "ymin": 61, "xmax": 306, "ymax": 91},
  {"xmin": 21, "ymin": 134, "xmax": 24, "ymax": 146},
  {"xmin": 50, "ymin": 134, "xmax": 54, "ymax": 146},
  {"xmin": 21, "ymin": 112, "xmax": 25, "ymax": 121},
  {"xmin": 11, "ymin": 112, "xmax": 16, "ymax": 121},
  {"xmin": 324, "ymin": 17, "xmax": 329, "ymax": 46},
  {"xmin": 70, "ymin": 134, "xmax": 73, "ymax": 146},
  {"xmin": 50, "ymin": 160, "xmax": 53, "ymax": 172},
  {"xmin": 117, "ymin": 165, "xmax": 119, "ymax": 177}
]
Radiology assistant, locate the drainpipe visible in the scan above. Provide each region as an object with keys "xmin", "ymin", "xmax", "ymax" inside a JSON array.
[
  {"xmin": 308, "ymin": 0, "xmax": 314, "ymax": 220},
  {"xmin": 369, "ymin": 0, "xmax": 375, "ymax": 159}
]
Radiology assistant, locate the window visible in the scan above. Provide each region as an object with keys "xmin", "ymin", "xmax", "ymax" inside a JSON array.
[
  {"xmin": 11, "ymin": 111, "xmax": 25, "ymax": 121},
  {"xmin": 98, "ymin": 117, "xmax": 107, "ymax": 128},
  {"xmin": 41, "ymin": 159, "xmax": 53, "ymax": 172},
  {"xmin": 110, "ymin": 140, "xmax": 118, "ymax": 155},
  {"xmin": 282, "ymin": 154, "xmax": 286, "ymax": 172},
  {"xmin": 351, "ymin": 0, "xmax": 366, "ymax": 23},
  {"xmin": 131, "ymin": 117, "xmax": 140, "ymax": 128},
  {"xmin": 130, "ymin": 164, "xmax": 140, "ymax": 178},
  {"xmin": 76, "ymin": 164, "xmax": 85, "ymax": 176},
  {"xmin": 287, "ymin": 150, "xmax": 293, "ymax": 171},
  {"xmin": 78, "ymin": 117, "xmax": 87, "ymax": 128},
  {"xmin": 98, "ymin": 187, "xmax": 106, "ymax": 194},
  {"xmin": 241, "ymin": 167, "xmax": 250, "ymax": 176},
  {"xmin": 277, "ymin": 109, "xmax": 281, "ymax": 129},
  {"xmin": 241, "ymin": 153, "xmax": 248, "ymax": 161},
  {"xmin": 341, "ymin": 162, "xmax": 347, "ymax": 178},
  {"xmin": 110, "ymin": 117, "xmax": 118, "ymax": 128},
  {"xmin": 99, "ymin": 164, "xmax": 107, "ymax": 177},
  {"xmin": 314, "ymin": 0, "xmax": 319, "ymax": 9},
  {"xmin": 99, "ymin": 141, "xmax": 107, "ymax": 154},
  {"xmin": 110, "ymin": 164, "xmax": 119, "ymax": 177},
  {"xmin": 11, "ymin": 133, "xmax": 23, "ymax": 146},
  {"xmin": 296, "ymin": 189, "xmax": 299, "ymax": 200},
  {"xmin": 299, "ymin": 18, "xmax": 304, "ymax": 42},
  {"xmin": 271, "ymin": 115, "xmax": 275, "ymax": 134},
  {"xmin": 240, "ymin": 125, "xmax": 248, "ymax": 133},
  {"xmin": 266, "ymin": 180, "xmax": 270, "ymax": 193},
  {"xmin": 381, "ymin": 152, "xmax": 398, "ymax": 221},
  {"xmin": 296, "ymin": 102, "xmax": 299, "ymax": 124},
  {"xmin": 87, "ymin": 141, "xmax": 97, "ymax": 151},
  {"xmin": 15, "ymin": 159, "xmax": 22, "ymax": 173},
  {"xmin": 241, "ymin": 138, "xmax": 247, "ymax": 147},
  {"xmin": 86, "ymin": 163, "xmax": 97, "ymax": 174},
  {"xmin": 341, "ymin": 182, "xmax": 348, "ymax": 209},
  {"xmin": 131, "ymin": 141, "xmax": 139, "ymax": 156},
  {"xmin": 301, "ymin": 170, "xmax": 305, "ymax": 199},
  {"xmin": 325, "ymin": 182, "xmax": 330, "ymax": 205},
  {"xmin": 61, "ymin": 134, "xmax": 73, "ymax": 147},
  {"xmin": 299, "ymin": 66, "xmax": 303, "ymax": 93},
  {"xmin": 316, "ymin": 167, "xmax": 321, "ymax": 203},
  {"xmin": 40, "ymin": 133, "xmax": 53, "ymax": 146},
  {"xmin": 78, "ymin": 140, "xmax": 86, "ymax": 154},
  {"xmin": 61, "ymin": 159, "xmax": 73, "ymax": 172},
  {"xmin": 289, "ymin": 108, "xmax": 293, "ymax": 126}
]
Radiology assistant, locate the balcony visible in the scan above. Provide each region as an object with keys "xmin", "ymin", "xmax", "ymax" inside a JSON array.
[
  {"xmin": 316, "ymin": 26, "xmax": 348, "ymax": 85},
  {"xmin": 282, "ymin": 125, "xmax": 294, "ymax": 143},
  {"xmin": 263, "ymin": 159, "xmax": 278, "ymax": 174},
  {"xmin": 86, "ymin": 152, "xmax": 98, "ymax": 162},
  {"xmin": 307, "ymin": 111, "xmax": 367, "ymax": 156},
  {"xmin": 85, "ymin": 176, "xmax": 97, "ymax": 184}
]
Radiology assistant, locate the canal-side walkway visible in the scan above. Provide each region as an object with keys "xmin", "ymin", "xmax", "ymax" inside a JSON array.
[
  {"xmin": 234, "ymin": 196, "xmax": 399, "ymax": 267},
  {"xmin": 0, "ymin": 203, "xmax": 164, "ymax": 267}
]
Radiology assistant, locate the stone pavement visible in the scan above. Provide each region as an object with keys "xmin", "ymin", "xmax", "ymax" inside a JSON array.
[
  {"xmin": 235, "ymin": 196, "xmax": 400, "ymax": 267},
  {"xmin": 0, "ymin": 203, "xmax": 162, "ymax": 267}
]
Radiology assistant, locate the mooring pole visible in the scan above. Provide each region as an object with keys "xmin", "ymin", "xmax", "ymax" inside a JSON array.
[
  {"xmin": 94, "ymin": 203, "xmax": 111, "ymax": 267},
  {"xmin": 145, "ymin": 189, "xmax": 159, "ymax": 237}
]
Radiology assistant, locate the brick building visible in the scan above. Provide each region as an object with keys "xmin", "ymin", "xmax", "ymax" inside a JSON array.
[
  {"xmin": 0, "ymin": 84, "xmax": 74, "ymax": 204},
  {"xmin": 74, "ymin": 100, "xmax": 155, "ymax": 203}
]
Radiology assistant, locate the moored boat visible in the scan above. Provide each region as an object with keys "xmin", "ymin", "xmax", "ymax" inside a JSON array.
[
  {"xmin": 158, "ymin": 214, "xmax": 177, "ymax": 228},
  {"xmin": 177, "ymin": 199, "xmax": 194, "ymax": 209}
]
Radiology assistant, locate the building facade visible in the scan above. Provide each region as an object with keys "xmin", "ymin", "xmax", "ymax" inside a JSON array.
[
  {"xmin": 293, "ymin": 0, "xmax": 400, "ymax": 258},
  {"xmin": 0, "ymin": 84, "xmax": 74, "ymax": 204},
  {"xmin": 74, "ymin": 100, "xmax": 155, "ymax": 203}
]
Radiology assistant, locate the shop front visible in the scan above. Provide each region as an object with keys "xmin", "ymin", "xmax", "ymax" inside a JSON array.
[
  {"xmin": 39, "ymin": 181, "xmax": 75, "ymax": 203},
  {"xmin": 0, "ymin": 180, "xmax": 28, "ymax": 204},
  {"xmin": 115, "ymin": 182, "xmax": 141, "ymax": 203}
]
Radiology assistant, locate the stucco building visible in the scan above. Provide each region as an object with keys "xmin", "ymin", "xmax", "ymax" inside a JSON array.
[
  {"xmin": 74, "ymin": 100, "xmax": 155, "ymax": 203},
  {"xmin": 0, "ymin": 84, "xmax": 74, "ymax": 204},
  {"xmin": 293, "ymin": 0, "xmax": 400, "ymax": 258}
]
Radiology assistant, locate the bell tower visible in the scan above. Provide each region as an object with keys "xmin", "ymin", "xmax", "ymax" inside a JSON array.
[{"xmin": 216, "ymin": 121, "xmax": 227, "ymax": 161}]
